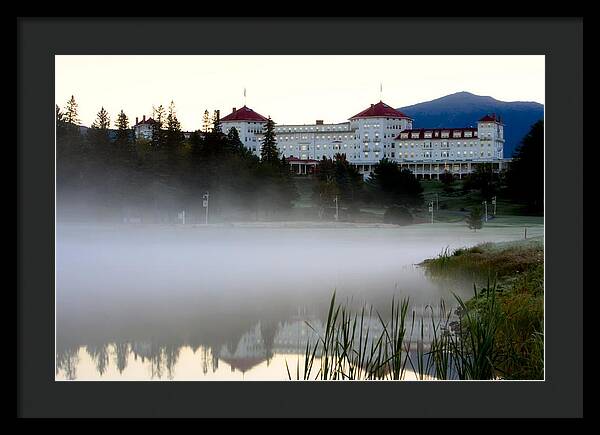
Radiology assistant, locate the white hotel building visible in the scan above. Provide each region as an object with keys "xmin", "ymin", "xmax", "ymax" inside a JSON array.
[{"xmin": 216, "ymin": 101, "xmax": 505, "ymax": 178}]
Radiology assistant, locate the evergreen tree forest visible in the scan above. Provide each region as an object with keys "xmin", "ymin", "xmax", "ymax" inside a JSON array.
[{"xmin": 56, "ymin": 97, "xmax": 298, "ymax": 223}]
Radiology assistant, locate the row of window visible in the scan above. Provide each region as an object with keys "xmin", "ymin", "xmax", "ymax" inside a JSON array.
[
  {"xmin": 398, "ymin": 142, "xmax": 492, "ymax": 148},
  {"xmin": 398, "ymin": 151, "xmax": 493, "ymax": 158},
  {"xmin": 399, "ymin": 131, "xmax": 478, "ymax": 140},
  {"xmin": 279, "ymin": 135, "xmax": 355, "ymax": 141},
  {"xmin": 275, "ymin": 125, "xmax": 350, "ymax": 132}
]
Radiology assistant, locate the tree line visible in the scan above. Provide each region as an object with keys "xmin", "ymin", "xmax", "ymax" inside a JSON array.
[{"xmin": 56, "ymin": 96, "xmax": 296, "ymax": 223}]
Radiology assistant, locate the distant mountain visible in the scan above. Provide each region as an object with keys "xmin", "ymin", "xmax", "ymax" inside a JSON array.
[{"xmin": 397, "ymin": 91, "xmax": 544, "ymax": 157}]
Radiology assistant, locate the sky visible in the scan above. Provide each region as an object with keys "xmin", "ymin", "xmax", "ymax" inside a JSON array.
[{"xmin": 55, "ymin": 55, "xmax": 545, "ymax": 131}]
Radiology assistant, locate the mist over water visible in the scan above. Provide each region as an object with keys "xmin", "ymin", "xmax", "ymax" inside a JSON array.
[{"xmin": 56, "ymin": 221, "xmax": 542, "ymax": 380}]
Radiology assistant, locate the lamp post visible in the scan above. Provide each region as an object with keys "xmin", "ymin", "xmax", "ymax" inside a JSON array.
[
  {"xmin": 482, "ymin": 200, "xmax": 488, "ymax": 222},
  {"xmin": 334, "ymin": 195, "xmax": 339, "ymax": 221},
  {"xmin": 429, "ymin": 201, "xmax": 434, "ymax": 224},
  {"xmin": 203, "ymin": 192, "xmax": 210, "ymax": 224},
  {"xmin": 492, "ymin": 196, "xmax": 497, "ymax": 215}
]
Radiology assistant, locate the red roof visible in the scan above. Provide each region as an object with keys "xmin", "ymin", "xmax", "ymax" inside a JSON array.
[
  {"xmin": 394, "ymin": 128, "xmax": 478, "ymax": 141},
  {"xmin": 349, "ymin": 101, "xmax": 411, "ymax": 120},
  {"xmin": 135, "ymin": 117, "xmax": 156, "ymax": 126},
  {"xmin": 478, "ymin": 114, "xmax": 501, "ymax": 123},
  {"xmin": 221, "ymin": 105, "xmax": 269, "ymax": 122}
]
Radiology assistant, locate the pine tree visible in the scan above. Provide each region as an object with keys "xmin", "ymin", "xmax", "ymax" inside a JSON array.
[
  {"xmin": 368, "ymin": 158, "xmax": 423, "ymax": 206},
  {"xmin": 56, "ymin": 104, "xmax": 67, "ymax": 138},
  {"xmin": 260, "ymin": 117, "xmax": 279, "ymax": 164},
  {"xmin": 166, "ymin": 100, "xmax": 183, "ymax": 146},
  {"xmin": 115, "ymin": 110, "xmax": 130, "ymax": 146},
  {"xmin": 151, "ymin": 104, "xmax": 166, "ymax": 147},
  {"xmin": 202, "ymin": 110, "xmax": 211, "ymax": 133},
  {"xmin": 212, "ymin": 110, "xmax": 221, "ymax": 134},
  {"xmin": 64, "ymin": 95, "xmax": 80, "ymax": 125},
  {"xmin": 56, "ymin": 104, "xmax": 64, "ymax": 123},
  {"xmin": 227, "ymin": 126, "xmax": 241, "ymax": 147},
  {"xmin": 63, "ymin": 95, "xmax": 81, "ymax": 138},
  {"xmin": 466, "ymin": 206, "xmax": 484, "ymax": 232},
  {"xmin": 89, "ymin": 106, "xmax": 111, "ymax": 146}
]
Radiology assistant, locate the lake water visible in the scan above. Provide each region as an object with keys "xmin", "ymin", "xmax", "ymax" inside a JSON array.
[{"xmin": 55, "ymin": 221, "xmax": 543, "ymax": 380}]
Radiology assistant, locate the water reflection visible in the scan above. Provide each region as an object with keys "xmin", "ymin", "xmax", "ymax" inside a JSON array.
[
  {"xmin": 56, "ymin": 224, "xmax": 543, "ymax": 380},
  {"xmin": 57, "ymin": 309, "xmax": 456, "ymax": 380}
]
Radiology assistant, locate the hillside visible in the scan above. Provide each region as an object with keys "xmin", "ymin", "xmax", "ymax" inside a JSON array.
[{"xmin": 398, "ymin": 91, "xmax": 544, "ymax": 157}]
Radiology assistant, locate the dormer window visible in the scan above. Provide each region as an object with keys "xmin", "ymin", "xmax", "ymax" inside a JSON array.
[
  {"xmin": 424, "ymin": 131, "xmax": 432, "ymax": 138},
  {"xmin": 441, "ymin": 131, "xmax": 450, "ymax": 138}
]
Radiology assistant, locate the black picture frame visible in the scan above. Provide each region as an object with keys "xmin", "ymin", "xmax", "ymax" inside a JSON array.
[{"xmin": 17, "ymin": 17, "xmax": 583, "ymax": 418}]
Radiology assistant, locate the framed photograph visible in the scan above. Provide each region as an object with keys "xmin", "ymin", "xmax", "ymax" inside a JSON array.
[{"xmin": 17, "ymin": 17, "xmax": 583, "ymax": 418}]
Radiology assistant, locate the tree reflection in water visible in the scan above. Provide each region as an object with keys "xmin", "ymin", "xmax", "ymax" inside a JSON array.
[
  {"xmin": 56, "ymin": 345, "xmax": 80, "ymax": 380},
  {"xmin": 86, "ymin": 343, "xmax": 110, "ymax": 376}
]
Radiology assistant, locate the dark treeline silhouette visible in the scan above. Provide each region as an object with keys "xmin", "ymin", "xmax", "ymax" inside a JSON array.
[
  {"xmin": 504, "ymin": 120, "xmax": 544, "ymax": 213},
  {"xmin": 56, "ymin": 97, "xmax": 297, "ymax": 223},
  {"xmin": 462, "ymin": 162, "xmax": 502, "ymax": 198},
  {"xmin": 459, "ymin": 120, "xmax": 544, "ymax": 215},
  {"xmin": 312, "ymin": 154, "xmax": 364, "ymax": 218},
  {"xmin": 312, "ymin": 154, "xmax": 424, "ymax": 221},
  {"xmin": 366, "ymin": 158, "xmax": 424, "ymax": 207}
]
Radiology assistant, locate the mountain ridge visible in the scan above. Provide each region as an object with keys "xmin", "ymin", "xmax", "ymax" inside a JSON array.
[{"xmin": 397, "ymin": 91, "xmax": 544, "ymax": 157}]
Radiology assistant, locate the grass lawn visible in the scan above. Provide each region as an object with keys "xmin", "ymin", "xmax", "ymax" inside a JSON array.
[
  {"xmin": 419, "ymin": 179, "xmax": 536, "ymax": 216},
  {"xmin": 291, "ymin": 177, "xmax": 543, "ymax": 225}
]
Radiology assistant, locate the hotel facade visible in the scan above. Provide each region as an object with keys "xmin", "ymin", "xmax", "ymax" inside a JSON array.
[{"xmin": 137, "ymin": 100, "xmax": 507, "ymax": 178}]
